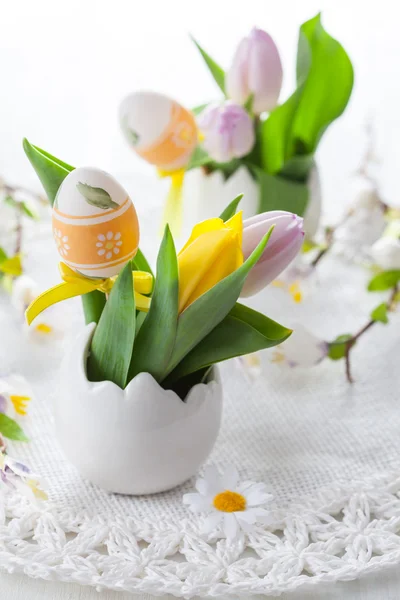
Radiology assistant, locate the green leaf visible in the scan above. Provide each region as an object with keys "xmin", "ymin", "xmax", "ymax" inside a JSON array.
[
  {"xmin": 23, "ymin": 138, "xmax": 74, "ymax": 205},
  {"xmin": 371, "ymin": 303, "xmax": 389, "ymax": 324},
  {"xmin": 128, "ymin": 226, "xmax": 179, "ymax": 383},
  {"xmin": 253, "ymin": 166, "xmax": 309, "ymax": 216},
  {"xmin": 328, "ymin": 334, "xmax": 353, "ymax": 361},
  {"xmin": 4, "ymin": 195, "xmax": 18, "ymax": 209},
  {"xmin": 81, "ymin": 291, "xmax": 107, "ymax": 325},
  {"xmin": 187, "ymin": 146, "xmax": 213, "ymax": 171},
  {"xmin": 368, "ymin": 270, "xmax": 400, "ymax": 292},
  {"xmin": 87, "ymin": 262, "xmax": 136, "ymax": 388},
  {"xmin": 132, "ymin": 248, "xmax": 154, "ymax": 278},
  {"xmin": 278, "ymin": 155, "xmax": 315, "ymax": 182},
  {"xmin": 76, "ymin": 182, "xmax": 119, "ymax": 210},
  {"xmin": 219, "ymin": 194, "xmax": 243, "ymax": 221},
  {"xmin": 0, "ymin": 414, "xmax": 28, "ymax": 441},
  {"xmin": 165, "ymin": 302, "xmax": 291, "ymax": 383},
  {"xmin": 164, "ymin": 366, "xmax": 211, "ymax": 400},
  {"xmin": 191, "ymin": 36, "xmax": 225, "ymax": 94},
  {"xmin": 289, "ymin": 13, "xmax": 354, "ymax": 155},
  {"xmin": 260, "ymin": 13, "xmax": 353, "ymax": 173},
  {"xmin": 21, "ymin": 201, "xmax": 39, "ymax": 220},
  {"xmin": 163, "ymin": 228, "xmax": 274, "ymax": 379},
  {"xmin": 0, "ymin": 247, "xmax": 8, "ymax": 262},
  {"xmin": 191, "ymin": 103, "xmax": 208, "ymax": 116},
  {"xmin": 4, "ymin": 195, "xmax": 39, "ymax": 220},
  {"xmin": 244, "ymin": 93, "xmax": 254, "ymax": 114},
  {"xmin": 260, "ymin": 87, "xmax": 304, "ymax": 174},
  {"xmin": 302, "ymin": 238, "xmax": 319, "ymax": 253}
]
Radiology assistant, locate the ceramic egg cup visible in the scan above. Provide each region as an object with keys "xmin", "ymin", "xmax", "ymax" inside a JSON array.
[{"xmin": 55, "ymin": 324, "xmax": 223, "ymax": 495}]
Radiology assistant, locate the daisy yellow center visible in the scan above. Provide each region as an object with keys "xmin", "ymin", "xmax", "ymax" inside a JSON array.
[
  {"xmin": 105, "ymin": 241, "xmax": 114, "ymax": 249},
  {"xmin": 213, "ymin": 490, "xmax": 246, "ymax": 512},
  {"xmin": 35, "ymin": 323, "xmax": 53, "ymax": 334}
]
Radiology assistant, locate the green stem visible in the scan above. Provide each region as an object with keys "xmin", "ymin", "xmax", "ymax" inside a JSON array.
[{"xmin": 81, "ymin": 291, "xmax": 106, "ymax": 325}]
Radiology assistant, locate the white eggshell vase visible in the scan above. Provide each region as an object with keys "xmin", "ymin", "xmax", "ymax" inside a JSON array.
[
  {"xmin": 55, "ymin": 324, "xmax": 223, "ymax": 495},
  {"xmin": 183, "ymin": 165, "xmax": 322, "ymax": 239}
]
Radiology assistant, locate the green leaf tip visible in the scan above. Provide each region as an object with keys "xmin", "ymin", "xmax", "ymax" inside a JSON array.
[
  {"xmin": 219, "ymin": 194, "xmax": 244, "ymax": 221},
  {"xmin": 190, "ymin": 34, "xmax": 226, "ymax": 94},
  {"xmin": 23, "ymin": 138, "xmax": 74, "ymax": 206}
]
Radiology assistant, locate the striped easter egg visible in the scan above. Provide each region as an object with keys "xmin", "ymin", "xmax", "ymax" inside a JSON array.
[
  {"xmin": 119, "ymin": 91, "xmax": 197, "ymax": 170},
  {"xmin": 52, "ymin": 167, "xmax": 139, "ymax": 279}
]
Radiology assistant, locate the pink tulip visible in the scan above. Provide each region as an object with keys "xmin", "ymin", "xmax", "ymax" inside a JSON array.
[
  {"xmin": 241, "ymin": 211, "xmax": 304, "ymax": 296},
  {"xmin": 226, "ymin": 27, "xmax": 283, "ymax": 115},
  {"xmin": 198, "ymin": 101, "xmax": 255, "ymax": 163}
]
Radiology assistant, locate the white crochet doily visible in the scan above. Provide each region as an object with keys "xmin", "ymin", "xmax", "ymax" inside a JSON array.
[{"xmin": 1, "ymin": 206, "xmax": 400, "ymax": 598}]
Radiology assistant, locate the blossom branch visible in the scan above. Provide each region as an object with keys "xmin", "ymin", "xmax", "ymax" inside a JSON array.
[{"xmin": 343, "ymin": 283, "xmax": 398, "ymax": 383}]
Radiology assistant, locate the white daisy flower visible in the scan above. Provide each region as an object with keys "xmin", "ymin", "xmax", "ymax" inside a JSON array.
[
  {"xmin": 236, "ymin": 353, "xmax": 262, "ymax": 380},
  {"xmin": 183, "ymin": 465, "xmax": 273, "ymax": 540},
  {"xmin": 370, "ymin": 220, "xmax": 400, "ymax": 270},
  {"xmin": 28, "ymin": 308, "xmax": 64, "ymax": 343},
  {"xmin": 11, "ymin": 276, "xmax": 64, "ymax": 343},
  {"xmin": 96, "ymin": 231, "xmax": 123, "ymax": 260},
  {"xmin": 0, "ymin": 449, "xmax": 47, "ymax": 513},
  {"xmin": 0, "ymin": 374, "xmax": 32, "ymax": 418},
  {"xmin": 11, "ymin": 275, "xmax": 39, "ymax": 314},
  {"xmin": 271, "ymin": 324, "xmax": 328, "ymax": 368}
]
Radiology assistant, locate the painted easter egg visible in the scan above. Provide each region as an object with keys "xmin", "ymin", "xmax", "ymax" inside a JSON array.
[
  {"xmin": 52, "ymin": 167, "xmax": 139, "ymax": 279},
  {"xmin": 119, "ymin": 91, "xmax": 198, "ymax": 171}
]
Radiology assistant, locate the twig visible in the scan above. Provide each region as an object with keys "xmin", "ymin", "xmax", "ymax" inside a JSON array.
[
  {"xmin": 311, "ymin": 226, "xmax": 335, "ymax": 268},
  {"xmin": 344, "ymin": 284, "xmax": 398, "ymax": 383},
  {"xmin": 3, "ymin": 182, "xmax": 45, "ymax": 205},
  {"xmin": 14, "ymin": 207, "xmax": 23, "ymax": 255}
]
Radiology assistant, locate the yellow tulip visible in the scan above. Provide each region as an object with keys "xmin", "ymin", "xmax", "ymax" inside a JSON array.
[{"xmin": 178, "ymin": 211, "xmax": 243, "ymax": 313}]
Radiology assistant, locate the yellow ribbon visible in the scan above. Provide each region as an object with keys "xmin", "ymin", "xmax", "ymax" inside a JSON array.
[
  {"xmin": 26, "ymin": 262, "xmax": 153, "ymax": 325},
  {"xmin": 157, "ymin": 168, "xmax": 185, "ymax": 238}
]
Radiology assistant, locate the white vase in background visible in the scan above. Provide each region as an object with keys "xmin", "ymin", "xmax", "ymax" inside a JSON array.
[
  {"xmin": 183, "ymin": 165, "xmax": 322, "ymax": 238},
  {"xmin": 55, "ymin": 324, "xmax": 223, "ymax": 495}
]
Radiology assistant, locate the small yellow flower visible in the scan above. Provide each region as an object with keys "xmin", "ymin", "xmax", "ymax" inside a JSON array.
[
  {"xmin": 10, "ymin": 395, "xmax": 31, "ymax": 416},
  {"xmin": 272, "ymin": 279, "xmax": 303, "ymax": 303},
  {"xmin": 177, "ymin": 212, "xmax": 243, "ymax": 313}
]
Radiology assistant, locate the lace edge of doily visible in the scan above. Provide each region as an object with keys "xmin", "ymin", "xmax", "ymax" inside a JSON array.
[{"xmin": 1, "ymin": 469, "xmax": 400, "ymax": 598}]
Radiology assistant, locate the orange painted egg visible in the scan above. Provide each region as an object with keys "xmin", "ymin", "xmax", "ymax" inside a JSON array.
[
  {"xmin": 119, "ymin": 91, "xmax": 198, "ymax": 170},
  {"xmin": 52, "ymin": 167, "xmax": 139, "ymax": 279}
]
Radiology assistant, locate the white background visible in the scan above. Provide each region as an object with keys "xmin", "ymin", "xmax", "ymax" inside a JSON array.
[{"xmin": 1, "ymin": 0, "xmax": 400, "ymax": 224}]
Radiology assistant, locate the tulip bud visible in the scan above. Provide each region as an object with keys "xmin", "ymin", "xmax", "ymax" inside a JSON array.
[
  {"xmin": 370, "ymin": 220, "xmax": 400, "ymax": 270},
  {"xmin": 178, "ymin": 212, "xmax": 243, "ymax": 312},
  {"xmin": 240, "ymin": 211, "xmax": 304, "ymax": 296},
  {"xmin": 226, "ymin": 27, "xmax": 283, "ymax": 115},
  {"xmin": 198, "ymin": 101, "xmax": 255, "ymax": 163}
]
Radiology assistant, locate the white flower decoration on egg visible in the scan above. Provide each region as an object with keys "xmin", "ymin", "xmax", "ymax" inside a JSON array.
[
  {"xmin": 53, "ymin": 229, "xmax": 70, "ymax": 257},
  {"xmin": 96, "ymin": 232, "xmax": 123, "ymax": 260}
]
